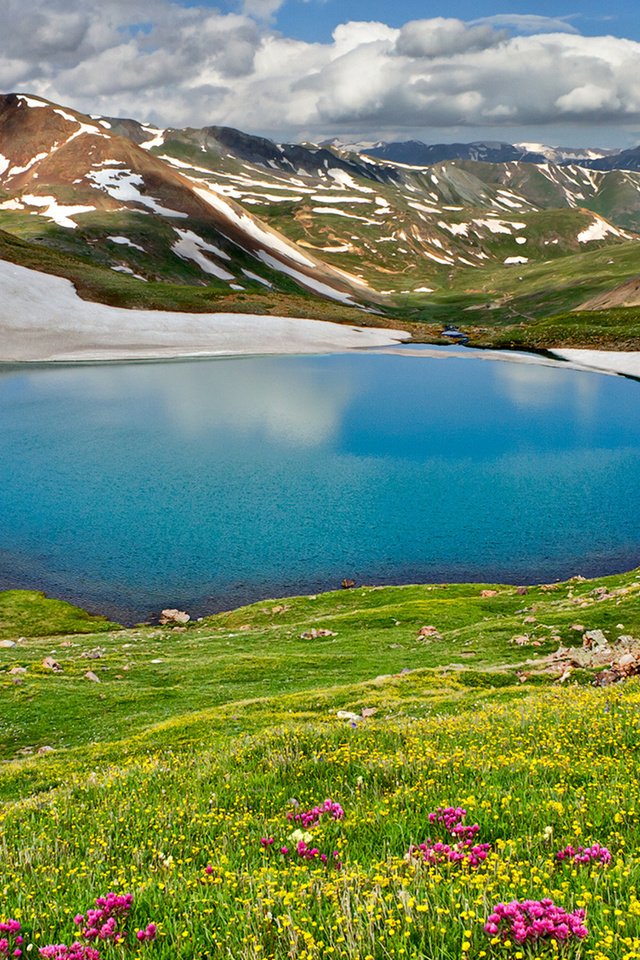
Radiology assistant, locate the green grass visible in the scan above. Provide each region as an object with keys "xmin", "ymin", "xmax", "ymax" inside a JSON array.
[{"xmin": 1, "ymin": 570, "xmax": 640, "ymax": 958}]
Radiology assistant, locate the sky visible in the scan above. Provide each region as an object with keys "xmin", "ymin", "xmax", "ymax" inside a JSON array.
[{"xmin": 1, "ymin": 0, "xmax": 639, "ymax": 148}]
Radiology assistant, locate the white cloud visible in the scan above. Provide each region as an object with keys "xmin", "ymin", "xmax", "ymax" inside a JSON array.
[
  {"xmin": 1, "ymin": 3, "xmax": 640, "ymax": 142},
  {"xmin": 470, "ymin": 14, "xmax": 580, "ymax": 35}
]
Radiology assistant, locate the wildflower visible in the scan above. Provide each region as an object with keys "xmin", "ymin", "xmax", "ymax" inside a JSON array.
[
  {"xmin": 286, "ymin": 799, "xmax": 345, "ymax": 828},
  {"xmin": 484, "ymin": 899, "xmax": 588, "ymax": 944},
  {"xmin": 556, "ymin": 843, "xmax": 611, "ymax": 865},
  {"xmin": 136, "ymin": 924, "xmax": 157, "ymax": 943}
]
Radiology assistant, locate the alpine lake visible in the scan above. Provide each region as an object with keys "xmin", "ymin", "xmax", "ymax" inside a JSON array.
[{"xmin": 1, "ymin": 344, "xmax": 639, "ymax": 623}]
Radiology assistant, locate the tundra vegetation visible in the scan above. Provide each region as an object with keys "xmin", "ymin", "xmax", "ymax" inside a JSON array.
[{"xmin": 1, "ymin": 569, "xmax": 640, "ymax": 959}]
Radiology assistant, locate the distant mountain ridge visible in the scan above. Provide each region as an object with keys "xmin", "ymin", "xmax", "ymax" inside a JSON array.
[{"xmin": 332, "ymin": 138, "xmax": 626, "ymax": 169}]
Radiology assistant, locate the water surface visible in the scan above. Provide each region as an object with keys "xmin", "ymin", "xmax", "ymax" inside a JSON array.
[{"xmin": 1, "ymin": 349, "xmax": 639, "ymax": 621}]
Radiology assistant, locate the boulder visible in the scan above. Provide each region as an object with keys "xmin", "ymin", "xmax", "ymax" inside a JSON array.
[
  {"xmin": 0, "ymin": 639, "xmax": 16, "ymax": 648},
  {"xmin": 42, "ymin": 657, "xmax": 62, "ymax": 672},
  {"xmin": 159, "ymin": 609, "xmax": 190, "ymax": 625}
]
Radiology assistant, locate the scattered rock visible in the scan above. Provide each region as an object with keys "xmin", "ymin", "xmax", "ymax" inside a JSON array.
[
  {"xmin": 417, "ymin": 625, "xmax": 441, "ymax": 640},
  {"xmin": 481, "ymin": 590, "xmax": 498, "ymax": 598},
  {"xmin": 341, "ymin": 579, "xmax": 356, "ymax": 589},
  {"xmin": 0, "ymin": 639, "xmax": 16, "ymax": 648},
  {"xmin": 84, "ymin": 671, "xmax": 101, "ymax": 683},
  {"xmin": 159, "ymin": 609, "xmax": 190, "ymax": 625},
  {"xmin": 300, "ymin": 628, "xmax": 337, "ymax": 640},
  {"xmin": 271, "ymin": 605, "xmax": 290, "ymax": 615},
  {"xmin": 9, "ymin": 666, "xmax": 27, "ymax": 675},
  {"xmin": 37, "ymin": 745, "xmax": 55, "ymax": 755},
  {"xmin": 80, "ymin": 648, "xmax": 104, "ymax": 660},
  {"xmin": 42, "ymin": 657, "xmax": 62, "ymax": 672},
  {"xmin": 512, "ymin": 635, "xmax": 530, "ymax": 646},
  {"xmin": 516, "ymin": 587, "xmax": 528, "ymax": 596},
  {"xmin": 583, "ymin": 629, "xmax": 608, "ymax": 650}
]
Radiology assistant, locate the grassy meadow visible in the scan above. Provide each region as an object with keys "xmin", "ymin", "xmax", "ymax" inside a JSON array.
[{"xmin": 1, "ymin": 569, "xmax": 640, "ymax": 959}]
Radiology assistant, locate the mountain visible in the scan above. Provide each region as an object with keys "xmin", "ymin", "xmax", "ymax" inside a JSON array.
[
  {"xmin": 580, "ymin": 145, "xmax": 640, "ymax": 172},
  {"xmin": 351, "ymin": 138, "xmax": 622, "ymax": 169},
  {"xmin": 1, "ymin": 90, "xmax": 639, "ymax": 343},
  {"xmin": 361, "ymin": 140, "xmax": 548, "ymax": 165},
  {"xmin": 0, "ymin": 92, "xmax": 378, "ymax": 308}
]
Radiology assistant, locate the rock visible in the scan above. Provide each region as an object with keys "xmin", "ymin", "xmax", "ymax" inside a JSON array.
[
  {"xmin": 336, "ymin": 710, "xmax": 360, "ymax": 721},
  {"xmin": 583, "ymin": 629, "xmax": 608, "ymax": 650},
  {"xmin": 0, "ymin": 639, "xmax": 16, "ymax": 648},
  {"xmin": 9, "ymin": 666, "xmax": 26, "ymax": 675},
  {"xmin": 516, "ymin": 587, "xmax": 528, "ymax": 596},
  {"xmin": 341, "ymin": 579, "xmax": 356, "ymax": 589},
  {"xmin": 481, "ymin": 590, "xmax": 498, "ymax": 598},
  {"xmin": 417, "ymin": 625, "xmax": 441, "ymax": 640},
  {"xmin": 524, "ymin": 616, "xmax": 537, "ymax": 624},
  {"xmin": 60, "ymin": 640, "xmax": 75, "ymax": 647},
  {"xmin": 80, "ymin": 649, "xmax": 104, "ymax": 659},
  {"xmin": 300, "ymin": 628, "xmax": 337, "ymax": 639},
  {"xmin": 84, "ymin": 671, "xmax": 101, "ymax": 683},
  {"xmin": 42, "ymin": 657, "xmax": 62, "ymax": 672},
  {"xmin": 159, "ymin": 608, "xmax": 190, "ymax": 625},
  {"xmin": 37, "ymin": 745, "xmax": 55, "ymax": 755},
  {"xmin": 618, "ymin": 653, "xmax": 637, "ymax": 669},
  {"xmin": 512, "ymin": 635, "xmax": 530, "ymax": 646},
  {"xmin": 571, "ymin": 624, "xmax": 585, "ymax": 632},
  {"xmin": 271, "ymin": 605, "xmax": 290, "ymax": 615},
  {"xmin": 361, "ymin": 707, "xmax": 378, "ymax": 718}
]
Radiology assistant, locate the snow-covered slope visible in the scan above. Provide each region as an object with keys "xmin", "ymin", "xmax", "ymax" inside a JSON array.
[{"xmin": 0, "ymin": 258, "xmax": 408, "ymax": 361}]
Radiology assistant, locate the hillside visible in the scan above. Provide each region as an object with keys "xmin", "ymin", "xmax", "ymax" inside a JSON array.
[
  {"xmin": 1, "ymin": 91, "xmax": 640, "ymax": 350},
  {"xmin": 1, "ymin": 568, "xmax": 640, "ymax": 958}
]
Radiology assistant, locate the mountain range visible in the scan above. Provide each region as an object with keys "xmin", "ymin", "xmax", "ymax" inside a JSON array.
[{"xmin": 1, "ymin": 91, "xmax": 639, "ymax": 348}]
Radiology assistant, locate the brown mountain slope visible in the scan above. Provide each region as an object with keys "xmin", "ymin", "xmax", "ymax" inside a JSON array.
[{"xmin": 0, "ymin": 93, "xmax": 377, "ymax": 306}]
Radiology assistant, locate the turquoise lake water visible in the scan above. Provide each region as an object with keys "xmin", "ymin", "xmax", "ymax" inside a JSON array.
[{"xmin": 1, "ymin": 348, "xmax": 639, "ymax": 622}]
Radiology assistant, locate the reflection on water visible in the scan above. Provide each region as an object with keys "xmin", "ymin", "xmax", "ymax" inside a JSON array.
[{"xmin": 0, "ymin": 352, "xmax": 639, "ymax": 621}]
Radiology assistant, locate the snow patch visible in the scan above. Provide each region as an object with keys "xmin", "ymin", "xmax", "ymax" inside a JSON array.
[
  {"xmin": 21, "ymin": 194, "xmax": 95, "ymax": 228},
  {"xmin": 193, "ymin": 184, "xmax": 316, "ymax": 267},
  {"xmin": 8, "ymin": 152, "xmax": 48, "ymax": 177},
  {"xmin": 172, "ymin": 229, "xmax": 235, "ymax": 281},
  {"xmin": 0, "ymin": 258, "xmax": 409, "ymax": 361},
  {"xmin": 257, "ymin": 252, "xmax": 354, "ymax": 304},
  {"xmin": 87, "ymin": 166, "xmax": 188, "ymax": 219},
  {"xmin": 578, "ymin": 217, "xmax": 623, "ymax": 243},
  {"xmin": 17, "ymin": 95, "xmax": 47, "ymax": 108},
  {"xmin": 107, "ymin": 236, "xmax": 146, "ymax": 252}
]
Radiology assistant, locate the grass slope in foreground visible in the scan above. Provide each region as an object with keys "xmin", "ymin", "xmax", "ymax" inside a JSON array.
[{"xmin": 1, "ymin": 569, "xmax": 640, "ymax": 960}]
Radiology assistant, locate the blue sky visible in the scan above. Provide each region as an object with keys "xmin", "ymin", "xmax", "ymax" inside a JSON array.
[
  {"xmin": 5, "ymin": 0, "xmax": 640, "ymax": 146},
  {"xmin": 275, "ymin": 1, "xmax": 636, "ymax": 44},
  {"xmin": 178, "ymin": 0, "xmax": 637, "ymax": 43}
]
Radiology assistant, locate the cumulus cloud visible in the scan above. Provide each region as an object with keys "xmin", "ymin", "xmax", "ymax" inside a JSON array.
[
  {"xmin": 396, "ymin": 18, "xmax": 506, "ymax": 57},
  {"xmin": 1, "ymin": 2, "xmax": 640, "ymax": 141}
]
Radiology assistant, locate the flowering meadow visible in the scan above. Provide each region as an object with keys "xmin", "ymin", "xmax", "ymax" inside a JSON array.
[{"xmin": 1, "ymin": 572, "xmax": 640, "ymax": 960}]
